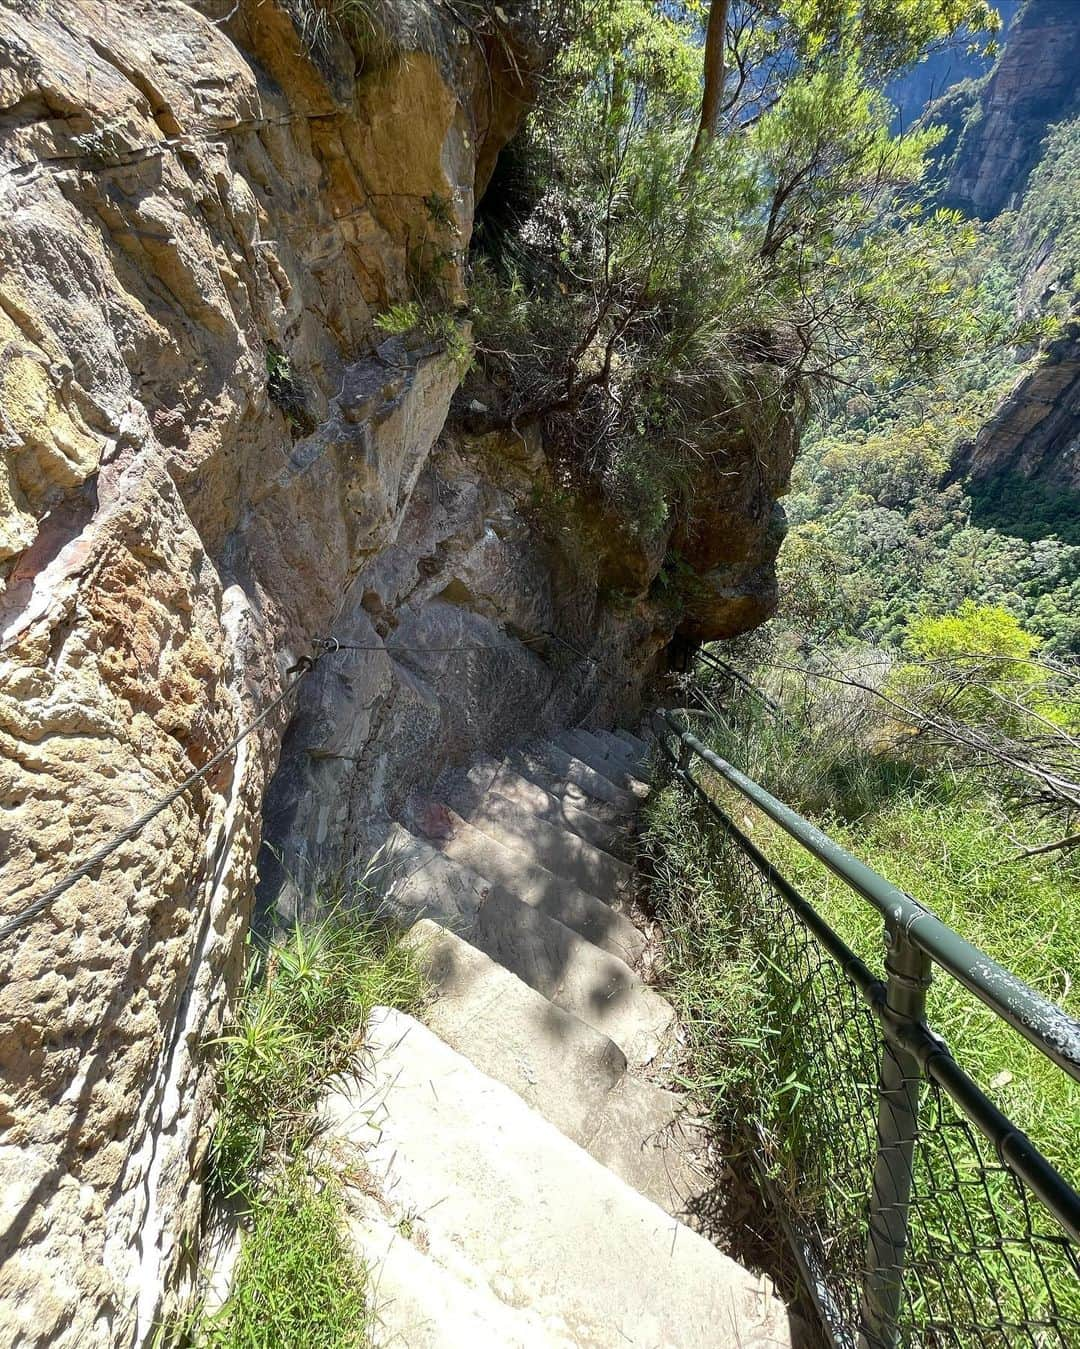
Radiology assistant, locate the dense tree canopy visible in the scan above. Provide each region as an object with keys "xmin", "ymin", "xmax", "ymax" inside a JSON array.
[{"xmin": 468, "ymin": 0, "xmax": 1007, "ymax": 533}]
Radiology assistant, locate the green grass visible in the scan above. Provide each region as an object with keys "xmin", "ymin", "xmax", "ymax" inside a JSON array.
[
  {"xmin": 158, "ymin": 903, "xmax": 429, "ymax": 1348},
  {"xmin": 691, "ymin": 693, "xmax": 1080, "ymax": 1165},
  {"xmin": 767, "ymin": 786, "xmax": 1080, "ymax": 1141},
  {"xmin": 641, "ymin": 787, "xmax": 769, "ymax": 1130},
  {"xmin": 202, "ymin": 1165, "xmax": 370, "ymax": 1349},
  {"xmin": 209, "ymin": 906, "xmax": 427, "ymax": 1204},
  {"xmin": 643, "ymin": 692, "xmax": 1080, "ymax": 1341}
]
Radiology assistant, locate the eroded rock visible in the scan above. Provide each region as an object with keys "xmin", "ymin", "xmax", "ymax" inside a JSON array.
[
  {"xmin": 943, "ymin": 0, "xmax": 1080, "ymax": 219},
  {"xmin": 0, "ymin": 2, "xmax": 534, "ymax": 1342}
]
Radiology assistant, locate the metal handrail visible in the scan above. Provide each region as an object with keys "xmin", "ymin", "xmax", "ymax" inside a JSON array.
[
  {"xmin": 653, "ymin": 707, "xmax": 1080, "ymax": 1349},
  {"xmin": 658, "ymin": 711, "xmax": 1080, "ymax": 1084},
  {"xmin": 695, "ymin": 648, "xmax": 783, "ymax": 715}
]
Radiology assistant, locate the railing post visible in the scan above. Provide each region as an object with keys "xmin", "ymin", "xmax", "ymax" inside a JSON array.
[{"xmin": 859, "ymin": 919, "xmax": 933, "ymax": 1349}]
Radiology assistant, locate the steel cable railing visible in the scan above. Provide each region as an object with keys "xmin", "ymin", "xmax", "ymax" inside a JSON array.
[
  {"xmin": 651, "ymin": 707, "xmax": 1080, "ymax": 1349},
  {"xmin": 0, "ymin": 627, "xmax": 617, "ymax": 943}
]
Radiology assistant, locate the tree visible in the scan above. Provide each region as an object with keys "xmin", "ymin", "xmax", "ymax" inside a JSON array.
[
  {"xmin": 688, "ymin": 0, "xmax": 730, "ymax": 162},
  {"xmin": 469, "ymin": 0, "xmax": 1007, "ymax": 532},
  {"xmin": 898, "ymin": 601, "xmax": 1047, "ymax": 732},
  {"xmin": 882, "ymin": 603, "xmax": 1080, "ymax": 837}
]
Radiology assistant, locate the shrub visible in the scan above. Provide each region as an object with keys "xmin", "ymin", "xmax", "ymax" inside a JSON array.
[
  {"xmin": 374, "ymin": 303, "xmax": 472, "ymax": 376},
  {"xmin": 468, "ymin": 0, "xmax": 1005, "ymax": 537},
  {"xmin": 266, "ymin": 349, "xmax": 312, "ymax": 433},
  {"xmin": 158, "ymin": 899, "xmax": 429, "ymax": 1347}
]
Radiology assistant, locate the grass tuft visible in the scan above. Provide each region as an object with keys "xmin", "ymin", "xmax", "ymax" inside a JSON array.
[
  {"xmin": 157, "ymin": 898, "xmax": 429, "ymax": 1347},
  {"xmin": 209, "ymin": 905, "xmax": 427, "ymax": 1204},
  {"xmin": 201, "ymin": 1164, "xmax": 370, "ymax": 1349}
]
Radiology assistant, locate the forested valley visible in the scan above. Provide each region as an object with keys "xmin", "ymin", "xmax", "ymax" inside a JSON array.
[{"xmin": 645, "ymin": 10, "xmax": 1080, "ymax": 1331}]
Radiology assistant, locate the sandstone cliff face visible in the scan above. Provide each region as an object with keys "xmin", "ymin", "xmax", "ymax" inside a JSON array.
[
  {"xmin": 0, "ymin": 2, "xmax": 793, "ymax": 1343},
  {"xmin": 884, "ymin": 0, "xmax": 1021, "ymax": 134},
  {"xmin": 931, "ymin": 2, "xmax": 1080, "ymax": 507},
  {"xmin": 955, "ymin": 329, "xmax": 1080, "ymax": 495},
  {"xmin": 942, "ymin": 0, "xmax": 1080, "ymax": 219}
]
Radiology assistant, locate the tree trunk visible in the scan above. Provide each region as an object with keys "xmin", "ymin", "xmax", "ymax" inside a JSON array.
[{"xmin": 688, "ymin": 0, "xmax": 730, "ymax": 164}]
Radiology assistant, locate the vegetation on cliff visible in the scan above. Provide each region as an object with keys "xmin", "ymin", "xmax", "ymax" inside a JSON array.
[
  {"xmin": 195, "ymin": 1167, "xmax": 371, "ymax": 1349},
  {"xmin": 783, "ymin": 99, "xmax": 1080, "ymax": 656},
  {"xmin": 643, "ymin": 587, "xmax": 1080, "ymax": 1329},
  {"xmin": 467, "ymin": 0, "xmax": 1006, "ymax": 546},
  {"xmin": 643, "ymin": 663, "xmax": 1080, "ymax": 1329}
]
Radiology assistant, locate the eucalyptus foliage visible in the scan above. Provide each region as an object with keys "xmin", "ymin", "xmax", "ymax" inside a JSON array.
[{"xmin": 470, "ymin": 0, "xmax": 1006, "ymax": 531}]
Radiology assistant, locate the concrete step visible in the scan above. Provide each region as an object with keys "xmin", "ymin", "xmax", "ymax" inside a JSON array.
[
  {"xmin": 506, "ymin": 754, "xmax": 636, "ymax": 848},
  {"xmin": 468, "ymin": 790, "xmax": 635, "ymax": 904},
  {"xmin": 556, "ymin": 731, "xmax": 649, "ymax": 797},
  {"xmin": 405, "ymin": 919, "xmax": 626, "ymax": 1139},
  {"xmin": 593, "ymin": 728, "xmax": 649, "ymax": 776},
  {"xmin": 588, "ymin": 734, "xmax": 650, "ymax": 787},
  {"xmin": 582, "ymin": 733, "xmax": 649, "ymax": 793},
  {"xmin": 513, "ymin": 742, "xmax": 638, "ymax": 814},
  {"xmin": 325, "ymin": 1009, "xmax": 793, "ymax": 1349},
  {"xmin": 573, "ymin": 729, "xmax": 651, "ymax": 793},
  {"xmin": 412, "ymin": 801, "xmax": 644, "ymax": 965},
  {"xmin": 614, "ymin": 726, "xmax": 650, "ymax": 757},
  {"xmin": 347, "ymin": 1193, "xmax": 565, "ymax": 1347},
  {"xmin": 584, "ymin": 1073, "xmax": 710, "ymax": 1220},
  {"xmin": 448, "ymin": 757, "xmax": 632, "ymax": 860},
  {"xmin": 407, "ymin": 919, "xmax": 710, "ymax": 1219},
  {"xmin": 379, "ymin": 827, "xmax": 673, "ymax": 1065}
]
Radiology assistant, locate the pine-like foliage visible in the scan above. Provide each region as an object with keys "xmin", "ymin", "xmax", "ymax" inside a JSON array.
[{"xmin": 468, "ymin": 0, "xmax": 1009, "ymax": 536}]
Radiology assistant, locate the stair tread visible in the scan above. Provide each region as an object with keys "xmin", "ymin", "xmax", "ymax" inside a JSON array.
[
  {"xmin": 507, "ymin": 759, "xmax": 635, "ymax": 839},
  {"xmin": 453, "ymin": 758, "xmax": 633, "ymax": 860},
  {"xmin": 407, "ymin": 918, "xmax": 711, "ymax": 1219},
  {"xmin": 515, "ymin": 742, "xmax": 639, "ymax": 813},
  {"xmin": 557, "ymin": 731, "xmax": 650, "ymax": 796},
  {"xmin": 405, "ymin": 919, "xmax": 626, "ymax": 1136},
  {"xmin": 592, "ymin": 728, "xmax": 649, "ymax": 775},
  {"xmin": 326, "ymin": 1009, "xmax": 794, "ymax": 1349},
  {"xmin": 348, "ymin": 1197, "xmax": 564, "ymax": 1347},
  {"xmin": 413, "ymin": 802, "xmax": 644, "ymax": 965},
  {"xmin": 468, "ymin": 789, "xmax": 635, "ymax": 902},
  {"xmin": 379, "ymin": 826, "xmax": 672, "ymax": 1065},
  {"xmin": 613, "ymin": 726, "xmax": 649, "ymax": 756}
]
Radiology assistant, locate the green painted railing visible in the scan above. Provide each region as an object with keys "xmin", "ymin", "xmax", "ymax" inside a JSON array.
[{"xmin": 653, "ymin": 707, "xmax": 1080, "ymax": 1349}]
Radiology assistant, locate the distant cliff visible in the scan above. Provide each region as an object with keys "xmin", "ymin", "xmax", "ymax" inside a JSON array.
[
  {"xmin": 884, "ymin": 0, "xmax": 1019, "ymax": 133},
  {"xmin": 955, "ymin": 330, "xmax": 1080, "ymax": 502},
  {"xmin": 937, "ymin": 0, "xmax": 1080, "ymax": 218},
  {"xmin": 911, "ymin": 2, "xmax": 1080, "ymax": 512},
  {"xmin": 950, "ymin": 69, "xmax": 1080, "ymax": 504}
]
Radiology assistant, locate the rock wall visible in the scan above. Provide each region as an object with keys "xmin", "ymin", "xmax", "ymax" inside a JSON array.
[
  {"xmin": 941, "ymin": 0, "xmax": 1080, "ymax": 219},
  {"xmin": 0, "ymin": 2, "xmax": 794, "ymax": 1344},
  {"xmin": 926, "ymin": 2, "xmax": 1080, "ymax": 510},
  {"xmin": 884, "ymin": 0, "xmax": 1022, "ymax": 134},
  {"xmin": 954, "ymin": 328, "xmax": 1080, "ymax": 496}
]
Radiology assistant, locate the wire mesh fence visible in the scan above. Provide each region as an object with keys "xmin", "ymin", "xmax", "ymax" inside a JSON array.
[
  {"xmin": 655, "ymin": 739, "xmax": 1080, "ymax": 1349},
  {"xmin": 903, "ymin": 1081, "xmax": 1080, "ymax": 1348}
]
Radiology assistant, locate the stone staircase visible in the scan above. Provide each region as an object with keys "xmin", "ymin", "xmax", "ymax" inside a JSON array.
[{"xmin": 323, "ymin": 727, "xmax": 796, "ymax": 1347}]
